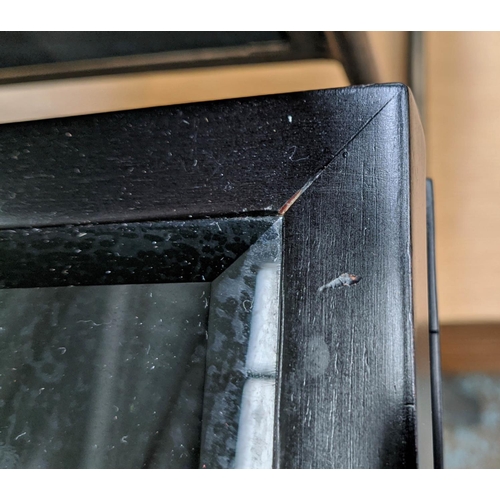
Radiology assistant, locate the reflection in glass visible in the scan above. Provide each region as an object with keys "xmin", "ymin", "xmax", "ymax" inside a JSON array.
[
  {"xmin": 0, "ymin": 217, "xmax": 282, "ymax": 469},
  {"xmin": 0, "ymin": 283, "xmax": 209, "ymax": 468},
  {"xmin": 200, "ymin": 220, "xmax": 282, "ymax": 469},
  {"xmin": 235, "ymin": 264, "xmax": 280, "ymax": 469}
]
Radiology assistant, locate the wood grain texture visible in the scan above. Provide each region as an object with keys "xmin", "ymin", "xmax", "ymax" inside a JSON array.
[
  {"xmin": 278, "ymin": 86, "xmax": 432, "ymax": 468},
  {"xmin": 0, "ymin": 86, "xmax": 397, "ymax": 228}
]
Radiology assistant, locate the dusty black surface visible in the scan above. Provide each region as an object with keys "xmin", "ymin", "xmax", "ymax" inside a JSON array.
[{"xmin": 0, "ymin": 85, "xmax": 432, "ymax": 468}]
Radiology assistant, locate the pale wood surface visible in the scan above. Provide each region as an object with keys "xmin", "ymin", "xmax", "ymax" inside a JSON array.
[
  {"xmin": 427, "ymin": 32, "xmax": 500, "ymax": 323},
  {"xmin": 0, "ymin": 60, "xmax": 349, "ymax": 124}
]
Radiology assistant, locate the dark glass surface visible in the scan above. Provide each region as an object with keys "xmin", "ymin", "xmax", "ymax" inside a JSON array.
[
  {"xmin": 0, "ymin": 217, "xmax": 277, "ymax": 288},
  {"xmin": 0, "ymin": 282, "xmax": 209, "ymax": 468},
  {"xmin": 0, "ymin": 216, "xmax": 283, "ymax": 469}
]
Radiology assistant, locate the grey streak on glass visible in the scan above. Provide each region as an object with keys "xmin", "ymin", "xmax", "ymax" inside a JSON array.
[
  {"xmin": 0, "ymin": 282, "xmax": 210, "ymax": 468},
  {"xmin": 199, "ymin": 218, "xmax": 282, "ymax": 469}
]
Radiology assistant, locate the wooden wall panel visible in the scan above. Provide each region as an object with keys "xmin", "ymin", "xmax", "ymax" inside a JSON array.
[
  {"xmin": 427, "ymin": 31, "xmax": 500, "ymax": 323},
  {"xmin": 368, "ymin": 31, "xmax": 409, "ymax": 84}
]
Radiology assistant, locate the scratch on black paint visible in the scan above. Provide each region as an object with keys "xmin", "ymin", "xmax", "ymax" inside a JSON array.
[{"xmin": 318, "ymin": 273, "xmax": 362, "ymax": 292}]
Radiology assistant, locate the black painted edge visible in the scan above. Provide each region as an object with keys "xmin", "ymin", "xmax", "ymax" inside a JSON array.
[
  {"xmin": 275, "ymin": 85, "xmax": 431, "ymax": 468},
  {"xmin": 0, "ymin": 84, "xmax": 403, "ymax": 229}
]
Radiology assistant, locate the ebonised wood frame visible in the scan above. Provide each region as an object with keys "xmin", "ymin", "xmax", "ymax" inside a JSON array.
[{"xmin": 0, "ymin": 84, "xmax": 432, "ymax": 468}]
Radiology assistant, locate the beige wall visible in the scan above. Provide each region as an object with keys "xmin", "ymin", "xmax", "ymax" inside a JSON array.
[
  {"xmin": 427, "ymin": 32, "xmax": 500, "ymax": 324},
  {"xmin": 368, "ymin": 31, "xmax": 409, "ymax": 84}
]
